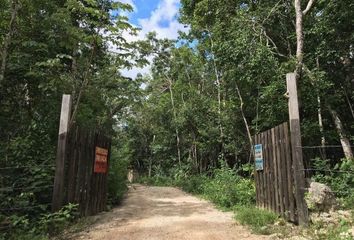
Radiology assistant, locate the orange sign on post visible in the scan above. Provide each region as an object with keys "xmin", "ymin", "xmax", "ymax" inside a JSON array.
[{"xmin": 94, "ymin": 147, "xmax": 108, "ymax": 173}]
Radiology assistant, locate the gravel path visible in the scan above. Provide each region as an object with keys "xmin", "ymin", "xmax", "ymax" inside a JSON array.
[{"xmin": 70, "ymin": 184, "xmax": 270, "ymax": 240}]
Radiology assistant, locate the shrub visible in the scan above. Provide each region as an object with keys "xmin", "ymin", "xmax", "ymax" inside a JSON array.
[
  {"xmin": 312, "ymin": 158, "xmax": 354, "ymax": 208},
  {"xmin": 234, "ymin": 206, "xmax": 278, "ymax": 234},
  {"xmin": 201, "ymin": 165, "xmax": 255, "ymax": 208},
  {"xmin": 38, "ymin": 203, "xmax": 79, "ymax": 235},
  {"xmin": 175, "ymin": 174, "xmax": 209, "ymax": 194},
  {"xmin": 107, "ymin": 149, "xmax": 129, "ymax": 205},
  {"xmin": 138, "ymin": 163, "xmax": 255, "ymax": 209},
  {"xmin": 0, "ymin": 204, "xmax": 78, "ymax": 240}
]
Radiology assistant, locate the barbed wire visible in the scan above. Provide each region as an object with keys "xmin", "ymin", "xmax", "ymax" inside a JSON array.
[
  {"xmin": 0, "ymin": 164, "xmax": 54, "ymax": 170},
  {"xmin": 0, "ymin": 203, "xmax": 52, "ymax": 211},
  {"xmin": 301, "ymin": 187, "xmax": 353, "ymax": 195},
  {"xmin": 0, "ymin": 185, "xmax": 53, "ymax": 192},
  {"xmin": 0, "ymin": 225, "xmax": 11, "ymax": 231},
  {"xmin": 298, "ymin": 169, "xmax": 354, "ymax": 174},
  {"xmin": 297, "ymin": 145, "xmax": 354, "ymax": 149}
]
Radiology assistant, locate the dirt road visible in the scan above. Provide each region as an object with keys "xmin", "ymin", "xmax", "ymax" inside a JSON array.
[{"xmin": 70, "ymin": 184, "xmax": 269, "ymax": 240}]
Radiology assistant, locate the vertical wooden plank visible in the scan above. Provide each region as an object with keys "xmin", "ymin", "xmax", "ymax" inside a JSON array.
[
  {"xmin": 280, "ymin": 123, "xmax": 290, "ymax": 220},
  {"xmin": 102, "ymin": 137, "xmax": 111, "ymax": 211},
  {"xmin": 277, "ymin": 125, "xmax": 286, "ymax": 217},
  {"xmin": 98, "ymin": 134, "xmax": 105, "ymax": 212},
  {"xmin": 91, "ymin": 132, "xmax": 100, "ymax": 215},
  {"xmin": 52, "ymin": 94, "xmax": 72, "ymax": 212},
  {"xmin": 266, "ymin": 129, "xmax": 272, "ymax": 211},
  {"xmin": 261, "ymin": 132, "xmax": 267, "ymax": 209},
  {"xmin": 287, "ymin": 73, "xmax": 309, "ymax": 225},
  {"xmin": 260, "ymin": 132, "xmax": 265, "ymax": 208},
  {"xmin": 284, "ymin": 122, "xmax": 296, "ymax": 222},
  {"xmin": 263, "ymin": 132, "xmax": 267, "ymax": 209},
  {"xmin": 99, "ymin": 135, "xmax": 106, "ymax": 212},
  {"xmin": 258, "ymin": 133, "xmax": 264, "ymax": 208},
  {"xmin": 67, "ymin": 126, "xmax": 79, "ymax": 203},
  {"xmin": 253, "ymin": 135, "xmax": 260, "ymax": 208},
  {"xmin": 261, "ymin": 132, "xmax": 267, "ymax": 208},
  {"xmin": 78, "ymin": 129, "xmax": 88, "ymax": 215},
  {"xmin": 264, "ymin": 130, "xmax": 272, "ymax": 210},
  {"xmin": 81, "ymin": 129, "xmax": 89, "ymax": 216},
  {"xmin": 257, "ymin": 133, "xmax": 263, "ymax": 207},
  {"xmin": 268, "ymin": 128, "xmax": 275, "ymax": 213},
  {"xmin": 271, "ymin": 127, "xmax": 280, "ymax": 214},
  {"xmin": 74, "ymin": 128, "xmax": 83, "ymax": 204},
  {"xmin": 86, "ymin": 129, "xmax": 95, "ymax": 216}
]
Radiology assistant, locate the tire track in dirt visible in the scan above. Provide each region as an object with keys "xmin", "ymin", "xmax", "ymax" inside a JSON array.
[{"xmin": 69, "ymin": 184, "xmax": 269, "ymax": 240}]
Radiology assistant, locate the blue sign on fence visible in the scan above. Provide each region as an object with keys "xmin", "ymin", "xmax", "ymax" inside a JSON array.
[{"xmin": 254, "ymin": 144, "xmax": 263, "ymax": 171}]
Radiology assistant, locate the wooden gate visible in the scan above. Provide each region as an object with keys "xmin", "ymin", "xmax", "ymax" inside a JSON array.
[
  {"xmin": 52, "ymin": 95, "xmax": 111, "ymax": 216},
  {"xmin": 253, "ymin": 122, "xmax": 296, "ymax": 222},
  {"xmin": 65, "ymin": 125, "xmax": 111, "ymax": 216}
]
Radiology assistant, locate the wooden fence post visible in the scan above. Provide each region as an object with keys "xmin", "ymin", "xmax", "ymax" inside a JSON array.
[
  {"xmin": 52, "ymin": 94, "xmax": 72, "ymax": 211},
  {"xmin": 286, "ymin": 73, "xmax": 309, "ymax": 226}
]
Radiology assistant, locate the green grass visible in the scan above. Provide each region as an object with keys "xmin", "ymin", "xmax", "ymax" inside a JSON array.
[{"xmin": 234, "ymin": 206, "xmax": 278, "ymax": 234}]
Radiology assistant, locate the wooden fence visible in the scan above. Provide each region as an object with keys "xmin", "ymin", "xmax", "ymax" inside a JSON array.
[
  {"xmin": 253, "ymin": 122, "xmax": 296, "ymax": 222},
  {"xmin": 64, "ymin": 125, "xmax": 111, "ymax": 216}
]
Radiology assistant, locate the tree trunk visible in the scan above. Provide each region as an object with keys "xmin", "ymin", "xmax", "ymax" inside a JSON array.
[
  {"xmin": 0, "ymin": 0, "xmax": 20, "ymax": 84},
  {"xmin": 328, "ymin": 107, "xmax": 353, "ymax": 159},
  {"xmin": 166, "ymin": 75, "xmax": 181, "ymax": 166},
  {"xmin": 208, "ymin": 30, "xmax": 224, "ymax": 150},
  {"xmin": 294, "ymin": 0, "xmax": 304, "ymax": 78},
  {"xmin": 294, "ymin": 0, "xmax": 315, "ymax": 78},
  {"xmin": 316, "ymin": 58, "xmax": 326, "ymax": 159},
  {"xmin": 317, "ymin": 96, "xmax": 326, "ymax": 159},
  {"xmin": 235, "ymin": 83, "xmax": 253, "ymax": 162},
  {"xmin": 149, "ymin": 135, "xmax": 155, "ymax": 178},
  {"xmin": 69, "ymin": 41, "xmax": 97, "ymax": 127},
  {"xmin": 342, "ymin": 86, "xmax": 354, "ymax": 120}
]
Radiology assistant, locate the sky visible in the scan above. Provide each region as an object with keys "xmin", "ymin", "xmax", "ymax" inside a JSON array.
[{"xmin": 118, "ymin": 0, "xmax": 188, "ymax": 78}]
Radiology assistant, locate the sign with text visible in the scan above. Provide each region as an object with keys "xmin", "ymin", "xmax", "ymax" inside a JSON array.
[
  {"xmin": 94, "ymin": 147, "xmax": 108, "ymax": 173},
  {"xmin": 254, "ymin": 144, "xmax": 264, "ymax": 171}
]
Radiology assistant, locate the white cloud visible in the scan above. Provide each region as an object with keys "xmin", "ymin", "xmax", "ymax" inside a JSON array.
[
  {"xmin": 115, "ymin": 0, "xmax": 137, "ymax": 18},
  {"xmin": 120, "ymin": 0, "xmax": 189, "ymax": 79}
]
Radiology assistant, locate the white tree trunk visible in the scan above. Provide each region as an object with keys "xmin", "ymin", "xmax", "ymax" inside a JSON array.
[
  {"xmin": 294, "ymin": 0, "xmax": 315, "ymax": 78},
  {"xmin": 295, "ymin": 0, "xmax": 304, "ymax": 78},
  {"xmin": 329, "ymin": 107, "xmax": 353, "ymax": 159},
  {"xmin": 317, "ymin": 96, "xmax": 326, "ymax": 158},
  {"xmin": 343, "ymin": 86, "xmax": 354, "ymax": 120},
  {"xmin": 235, "ymin": 83, "xmax": 253, "ymax": 162},
  {"xmin": 166, "ymin": 75, "xmax": 181, "ymax": 166},
  {"xmin": 208, "ymin": 30, "xmax": 224, "ymax": 150}
]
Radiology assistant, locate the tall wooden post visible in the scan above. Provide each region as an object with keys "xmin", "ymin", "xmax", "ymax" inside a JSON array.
[
  {"xmin": 286, "ymin": 73, "xmax": 309, "ymax": 226},
  {"xmin": 52, "ymin": 94, "xmax": 72, "ymax": 211}
]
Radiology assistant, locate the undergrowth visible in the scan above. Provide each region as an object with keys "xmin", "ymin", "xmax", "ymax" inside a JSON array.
[
  {"xmin": 0, "ymin": 147, "xmax": 129, "ymax": 240},
  {"xmin": 0, "ymin": 203, "xmax": 78, "ymax": 240},
  {"xmin": 311, "ymin": 158, "xmax": 354, "ymax": 209},
  {"xmin": 234, "ymin": 206, "xmax": 278, "ymax": 234}
]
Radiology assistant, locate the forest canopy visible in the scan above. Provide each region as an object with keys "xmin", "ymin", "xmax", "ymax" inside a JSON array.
[{"xmin": 0, "ymin": 0, "xmax": 353, "ymax": 238}]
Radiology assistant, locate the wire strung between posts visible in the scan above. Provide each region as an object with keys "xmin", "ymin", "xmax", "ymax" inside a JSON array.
[
  {"xmin": 297, "ymin": 145, "xmax": 354, "ymax": 149},
  {"xmin": 0, "ymin": 185, "xmax": 54, "ymax": 192},
  {"xmin": 0, "ymin": 164, "xmax": 55, "ymax": 170},
  {"xmin": 298, "ymin": 169, "xmax": 354, "ymax": 174},
  {"xmin": 301, "ymin": 187, "xmax": 353, "ymax": 195},
  {"xmin": 0, "ymin": 203, "xmax": 52, "ymax": 211},
  {"xmin": 0, "ymin": 225, "xmax": 12, "ymax": 231}
]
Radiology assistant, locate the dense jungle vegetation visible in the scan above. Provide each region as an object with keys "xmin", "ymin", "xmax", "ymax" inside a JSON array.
[{"xmin": 0, "ymin": 0, "xmax": 353, "ymax": 239}]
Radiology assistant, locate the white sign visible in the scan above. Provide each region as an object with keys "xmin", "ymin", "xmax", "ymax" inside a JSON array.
[{"xmin": 254, "ymin": 144, "xmax": 263, "ymax": 171}]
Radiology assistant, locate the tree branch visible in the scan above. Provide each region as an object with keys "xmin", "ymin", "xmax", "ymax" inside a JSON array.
[{"xmin": 302, "ymin": 0, "xmax": 315, "ymax": 16}]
